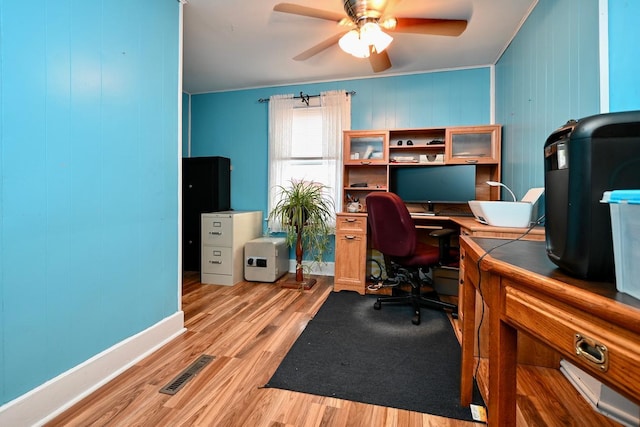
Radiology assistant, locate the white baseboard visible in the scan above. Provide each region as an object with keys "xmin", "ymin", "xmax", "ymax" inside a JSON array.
[
  {"xmin": 288, "ymin": 260, "xmax": 334, "ymax": 277},
  {"xmin": 0, "ymin": 311, "xmax": 185, "ymax": 427}
]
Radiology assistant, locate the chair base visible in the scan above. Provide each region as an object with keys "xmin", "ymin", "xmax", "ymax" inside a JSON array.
[{"xmin": 373, "ymin": 284, "xmax": 457, "ymax": 325}]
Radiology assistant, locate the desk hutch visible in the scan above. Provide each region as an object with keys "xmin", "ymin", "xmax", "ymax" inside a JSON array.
[{"xmin": 341, "ymin": 125, "xmax": 502, "ymax": 210}]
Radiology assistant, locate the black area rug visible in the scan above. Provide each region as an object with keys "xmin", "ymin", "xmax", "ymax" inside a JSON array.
[{"xmin": 265, "ymin": 291, "xmax": 484, "ymax": 421}]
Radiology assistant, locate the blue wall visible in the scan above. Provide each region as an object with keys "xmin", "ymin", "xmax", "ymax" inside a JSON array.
[
  {"xmin": 609, "ymin": 0, "xmax": 640, "ymax": 112},
  {"xmin": 190, "ymin": 68, "xmax": 492, "ymax": 215},
  {"xmin": 0, "ymin": 1, "xmax": 180, "ymax": 405},
  {"xmin": 495, "ymin": 0, "xmax": 601, "ymax": 199}
]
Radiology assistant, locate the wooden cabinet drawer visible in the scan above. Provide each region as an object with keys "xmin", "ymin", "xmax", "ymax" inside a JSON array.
[
  {"xmin": 504, "ymin": 284, "xmax": 640, "ymax": 402},
  {"xmin": 334, "ymin": 213, "xmax": 367, "ymax": 295},
  {"xmin": 334, "ymin": 233, "xmax": 366, "ymax": 290},
  {"xmin": 336, "ymin": 214, "xmax": 366, "ymax": 234}
]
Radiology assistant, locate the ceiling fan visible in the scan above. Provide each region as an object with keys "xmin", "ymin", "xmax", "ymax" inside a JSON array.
[{"xmin": 273, "ymin": 0, "xmax": 468, "ymax": 73}]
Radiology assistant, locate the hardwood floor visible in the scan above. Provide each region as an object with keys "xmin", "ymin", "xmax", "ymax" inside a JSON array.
[{"xmin": 46, "ymin": 273, "xmax": 620, "ymax": 427}]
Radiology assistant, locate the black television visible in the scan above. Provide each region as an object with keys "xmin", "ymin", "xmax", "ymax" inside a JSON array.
[{"xmin": 389, "ymin": 164, "xmax": 477, "ymax": 211}]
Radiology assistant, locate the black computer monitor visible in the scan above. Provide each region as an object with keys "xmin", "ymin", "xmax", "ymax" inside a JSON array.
[{"xmin": 389, "ymin": 164, "xmax": 477, "ymax": 211}]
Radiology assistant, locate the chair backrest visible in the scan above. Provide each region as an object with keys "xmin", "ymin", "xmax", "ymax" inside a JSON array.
[{"xmin": 366, "ymin": 192, "xmax": 416, "ymax": 258}]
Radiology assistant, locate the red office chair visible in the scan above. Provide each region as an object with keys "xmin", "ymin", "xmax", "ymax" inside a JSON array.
[{"xmin": 366, "ymin": 192, "xmax": 458, "ymax": 325}]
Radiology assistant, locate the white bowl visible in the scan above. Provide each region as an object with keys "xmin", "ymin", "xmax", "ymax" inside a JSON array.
[{"xmin": 468, "ymin": 200, "xmax": 534, "ymax": 228}]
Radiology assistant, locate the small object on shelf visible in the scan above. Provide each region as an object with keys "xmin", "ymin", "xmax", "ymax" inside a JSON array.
[
  {"xmin": 419, "ymin": 154, "xmax": 445, "ymax": 163},
  {"xmin": 363, "ymin": 145, "xmax": 374, "ymax": 159},
  {"xmin": 391, "ymin": 156, "xmax": 418, "ymax": 163},
  {"xmin": 350, "ymin": 182, "xmax": 368, "ymax": 187},
  {"xmin": 406, "ymin": 140, "xmax": 413, "ymax": 145},
  {"xmin": 397, "ymin": 140, "xmax": 403, "ymax": 146},
  {"xmin": 346, "ymin": 201, "xmax": 363, "ymax": 212},
  {"xmin": 427, "ymin": 139, "xmax": 444, "ymax": 145}
]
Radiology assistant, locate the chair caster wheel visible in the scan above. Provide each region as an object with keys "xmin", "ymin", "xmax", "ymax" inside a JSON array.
[
  {"xmin": 374, "ymin": 301, "xmax": 381, "ymax": 310},
  {"xmin": 412, "ymin": 314, "xmax": 420, "ymax": 325}
]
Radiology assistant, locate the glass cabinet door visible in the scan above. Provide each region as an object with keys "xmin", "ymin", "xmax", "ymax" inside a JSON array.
[
  {"xmin": 445, "ymin": 126, "xmax": 501, "ymax": 164},
  {"xmin": 344, "ymin": 131, "xmax": 389, "ymax": 165}
]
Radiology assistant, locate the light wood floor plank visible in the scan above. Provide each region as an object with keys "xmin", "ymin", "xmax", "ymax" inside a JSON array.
[{"xmin": 45, "ymin": 273, "xmax": 621, "ymax": 427}]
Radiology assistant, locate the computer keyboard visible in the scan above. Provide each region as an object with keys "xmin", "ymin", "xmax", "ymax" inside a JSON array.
[{"xmin": 436, "ymin": 211, "xmax": 474, "ymax": 217}]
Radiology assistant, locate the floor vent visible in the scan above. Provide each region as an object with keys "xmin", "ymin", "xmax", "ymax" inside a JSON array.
[{"xmin": 159, "ymin": 354, "xmax": 215, "ymax": 395}]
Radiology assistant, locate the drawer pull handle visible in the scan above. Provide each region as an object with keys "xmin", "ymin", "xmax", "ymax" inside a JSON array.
[
  {"xmin": 209, "ymin": 260, "xmax": 223, "ymax": 264},
  {"xmin": 345, "ymin": 235, "xmax": 356, "ymax": 239},
  {"xmin": 574, "ymin": 334, "xmax": 609, "ymax": 372},
  {"xmin": 209, "ymin": 231, "xmax": 223, "ymax": 235},
  {"xmin": 345, "ymin": 218, "xmax": 357, "ymax": 223},
  {"xmin": 464, "ymin": 159, "xmax": 479, "ymax": 164}
]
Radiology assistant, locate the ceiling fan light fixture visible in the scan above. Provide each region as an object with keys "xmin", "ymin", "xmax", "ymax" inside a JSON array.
[
  {"xmin": 360, "ymin": 22, "xmax": 393, "ymax": 53},
  {"xmin": 380, "ymin": 17, "xmax": 397, "ymax": 30},
  {"xmin": 338, "ymin": 29, "xmax": 370, "ymax": 58},
  {"xmin": 339, "ymin": 22, "xmax": 393, "ymax": 58}
]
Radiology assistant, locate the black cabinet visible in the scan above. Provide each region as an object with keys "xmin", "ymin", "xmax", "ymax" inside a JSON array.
[{"xmin": 182, "ymin": 156, "xmax": 231, "ymax": 271}]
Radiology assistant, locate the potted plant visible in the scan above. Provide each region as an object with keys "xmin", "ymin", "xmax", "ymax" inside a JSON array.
[{"xmin": 268, "ymin": 179, "xmax": 335, "ymax": 288}]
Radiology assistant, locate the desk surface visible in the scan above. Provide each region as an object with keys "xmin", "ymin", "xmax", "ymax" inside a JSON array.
[
  {"xmin": 409, "ymin": 214, "xmax": 546, "ymax": 237},
  {"xmin": 470, "ymin": 237, "xmax": 640, "ymax": 323}
]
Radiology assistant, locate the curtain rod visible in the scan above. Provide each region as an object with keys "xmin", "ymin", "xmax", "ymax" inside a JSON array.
[{"xmin": 258, "ymin": 91, "xmax": 356, "ymax": 105}]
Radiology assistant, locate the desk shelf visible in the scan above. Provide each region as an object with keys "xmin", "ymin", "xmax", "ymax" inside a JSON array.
[{"xmin": 342, "ymin": 125, "xmax": 501, "ymax": 213}]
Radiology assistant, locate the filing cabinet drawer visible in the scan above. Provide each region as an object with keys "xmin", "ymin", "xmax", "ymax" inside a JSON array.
[
  {"xmin": 336, "ymin": 214, "xmax": 367, "ymax": 234},
  {"xmin": 201, "ymin": 246, "xmax": 232, "ymax": 275},
  {"xmin": 202, "ymin": 217, "xmax": 233, "ymax": 247},
  {"xmin": 504, "ymin": 284, "xmax": 640, "ymax": 401}
]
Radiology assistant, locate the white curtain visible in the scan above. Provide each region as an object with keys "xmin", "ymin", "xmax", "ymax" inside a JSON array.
[
  {"xmin": 321, "ymin": 90, "xmax": 351, "ymax": 213},
  {"xmin": 267, "ymin": 90, "xmax": 351, "ymax": 230},
  {"xmin": 268, "ymin": 94, "xmax": 296, "ymax": 229}
]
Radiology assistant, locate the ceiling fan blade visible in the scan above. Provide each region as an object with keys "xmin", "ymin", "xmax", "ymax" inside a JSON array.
[
  {"xmin": 273, "ymin": 3, "xmax": 345, "ymax": 22},
  {"xmin": 382, "ymin": 0, "xmax": 402, "ymax": 14},
  {"xmin": 369, "ymin": 49, "xmax": 392, "ymax": 73},
  {"xmin": 293, "ymin": 32, "xmax": 346, "ymax": 61},
  {"xmin": 390, "ymin": 18, "xmax": 468, "ymax": 36}
]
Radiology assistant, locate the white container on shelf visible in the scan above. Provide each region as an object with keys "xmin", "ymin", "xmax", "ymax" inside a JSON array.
[{"xmin": 602, "ymin": 190, "xmax": 640, "ymax": 299}]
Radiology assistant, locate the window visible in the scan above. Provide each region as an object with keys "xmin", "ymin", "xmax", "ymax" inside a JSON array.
[
  {"xmin": 268, "ymin": 91, "xmax": 351, "ymax": 229},
  {"xmin": 284, "ymin": 106, "xmax": 324, "ymax": 184}
]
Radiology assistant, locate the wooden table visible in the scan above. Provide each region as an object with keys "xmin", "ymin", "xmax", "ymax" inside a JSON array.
[
  {"xmin": 459, "ymin": 236, "xmax": 640, "ymax": 426},
  {"xmin": 334, "ymin": 213, "xmax": 544, "ymax": 296}
]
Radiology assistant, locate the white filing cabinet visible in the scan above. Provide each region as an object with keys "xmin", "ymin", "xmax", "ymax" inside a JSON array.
[{"xmin": 201, "ymin": 210, "xmax": 262, "ymax": 285}]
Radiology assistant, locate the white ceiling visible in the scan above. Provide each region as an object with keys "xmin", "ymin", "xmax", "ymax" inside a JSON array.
[{"xmin": 182, "ymin": 0, "xmax": 537, "ymax": 94}]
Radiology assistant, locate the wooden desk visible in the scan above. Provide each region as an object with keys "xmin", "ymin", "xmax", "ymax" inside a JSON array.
[
  {"xmin": 460, "ymin": 236, "xmax": 640, "ymax": 426},
  {"xmin": 334, "ymin": 213, "xmax": 545, "ymax": 295}
]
